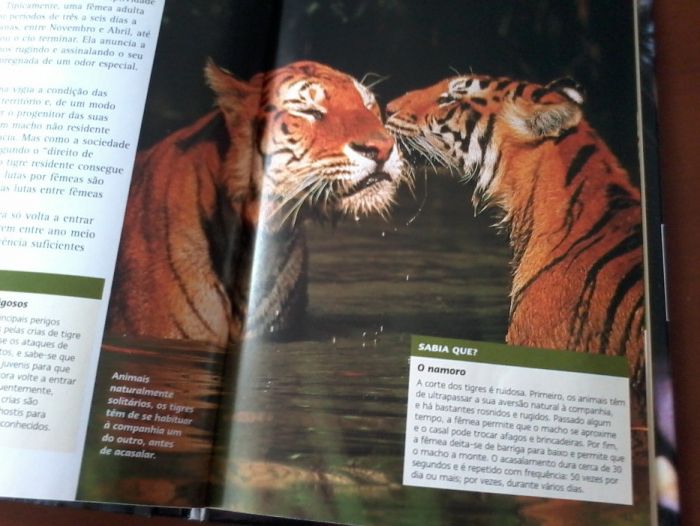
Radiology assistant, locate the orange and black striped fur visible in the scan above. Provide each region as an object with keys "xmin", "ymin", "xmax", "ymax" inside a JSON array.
[
  {"xmin": 107, "ymin": 61, "xmax": 407, "ymax": 348},
  {"xmin": 387, "ymin": 76, "xmax": 643, "ymax": 383}
]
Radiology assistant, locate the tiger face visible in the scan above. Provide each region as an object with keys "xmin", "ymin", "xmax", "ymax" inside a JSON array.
[
  {"xmin": 386, "ymin": 75, "xmax": 583, "ymax": 201},
  {"xmin": 207, "ymin": 61, "xmax": 407, "ymax": 228}
]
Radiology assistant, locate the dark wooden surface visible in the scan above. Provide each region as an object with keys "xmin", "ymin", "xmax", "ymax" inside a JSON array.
[
  {"xmin": 655, "ymin": 1, "xmax": 700, "ymax": 525},
  {"xmin": 2, "ymin": 1, "xmax": 699, "ymax": 524}
]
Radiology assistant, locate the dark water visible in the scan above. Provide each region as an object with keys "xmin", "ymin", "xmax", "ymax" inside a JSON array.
[
  {"xmin": 78, "ymin": 339, "xmax": 225, "ymax": 506},
  {"xmin": 212, "ymin": 177, "xmax": 649, "ymax": 525}
]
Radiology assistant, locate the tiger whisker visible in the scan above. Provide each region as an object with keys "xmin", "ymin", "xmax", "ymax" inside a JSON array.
[
  {"xmin": 360, "ymin": 72, "xmax": 390, "ymax": 89},
  {"xmin": 279, "ymin": 182, "xmax": 323, "ymax": 226},
  {"xmin": 310, "ymin": 179, "xmax": 330, "ymax": 204},
  {"xmin": 265, "ymin": 176, "xmax": 321, "ymax": 217},
  {"xmin": 410, "ymin": 137, "xmax": 442, "ymax": 174},
  {"xmin": 265, "ymin": 169, "xmax": 336, "ymax": 222},
  {"xmin": 405, "ymin": 167, "xmax": 429, "ymax": 226}
]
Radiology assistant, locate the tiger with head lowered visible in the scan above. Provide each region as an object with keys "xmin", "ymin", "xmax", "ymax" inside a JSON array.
[
  {"xmin": 386, "ymin": 75, "xmax": 644, "ymax": 384},
  {"xmin": 107, "ymin": 61, "xmax": 406, "ymax": 348}
]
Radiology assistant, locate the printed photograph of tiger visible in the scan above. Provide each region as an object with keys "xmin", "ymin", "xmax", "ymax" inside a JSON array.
[
  {"xmin": 89, "ymin": 2, "xmax": 670, "ymax": 525},
  {"xmin": 106, "ymin": 61, "xmax": 407, "ymax": 348},
  {"xmin": 386, "ymin": 75, "xmax": 645, "ymax": 387}
]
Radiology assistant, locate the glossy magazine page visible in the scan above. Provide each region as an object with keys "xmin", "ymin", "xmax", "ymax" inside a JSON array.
[
  {"xmin": 74, "ymin": 3, "xmax": 281, "ymax": 507},
  {"xmin": 207, "ymin": 1, "xmax": 663, "ymax": 524}
]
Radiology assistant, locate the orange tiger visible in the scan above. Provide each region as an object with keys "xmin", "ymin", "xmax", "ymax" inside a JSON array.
[
  {"xmin": 107, "ymin": 61, "xmax": 406, "ymax": 348},
  {"xmin": 386, "ymin": 75, "xmax": 644, "ymax": 383}
]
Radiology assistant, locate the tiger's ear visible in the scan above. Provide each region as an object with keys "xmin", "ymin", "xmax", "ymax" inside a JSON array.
[
  {"xmin": 205, "ymin": 60, "xmax": 261, "ymax": 120},
  {"xmin": 503, "ymin": 79, "xmax": 584, "ymax": 141},
  {"xmin": 545, "ymin": 78, "xmax": 585, "ymax": 105}
]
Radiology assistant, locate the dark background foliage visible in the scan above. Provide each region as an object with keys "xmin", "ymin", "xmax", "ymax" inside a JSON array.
[{"xmin": 141, "ymin": 0, "xmax": 638, "ymax": 173}]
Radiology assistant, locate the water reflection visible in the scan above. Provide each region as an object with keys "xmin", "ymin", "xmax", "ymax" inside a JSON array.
[
  {"xmin": 212, "ymin": 177, "xmax": 647, "ymax": 524},
  {"xmin": 78, "ymin": 338, "xmax": 225, "ymax": 506}
]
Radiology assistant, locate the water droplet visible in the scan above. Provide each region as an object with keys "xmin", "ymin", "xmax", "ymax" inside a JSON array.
[
  {"xmin": 379, "ymin": 325, "xmax": 384, "ymax": 333},
  {"xmin": 274, "ymin": 309, "xmax": 280, "ymax": 317},
  {"xmin": 405, "ymin": 274, "xmax": 410, "ymax": 281},
  {"xmin": 332, "ymin": 336, "xmax": 336, "ymax": 344},
  {"xmin": 381, "ymin": 231, "xmax": 386, "ymax": 237},
  {"xmin": 269, "ymin": 326, "xmax": 275, "ymax": 333},
  {"xmin": 362, "ymin": 331, "xmax": 367, "ymax": 338},
  {"xmin": 354, "ymin": 215, "xmax": 360, "ymax": 222},
  {"xmin": 362, "ymin": 342, "xmax": 366, "ymax": 348},
  {"xmin": 373, "ymin": 339, "xmax": 377, "ymax": 346}
]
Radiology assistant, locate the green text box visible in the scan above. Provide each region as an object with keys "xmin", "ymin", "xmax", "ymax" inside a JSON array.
[
  {"xmin": 0, "ymin": 270, "xmax": 104, "ymax": 300},
  {"xmin": 411, "ymin": 334, "xmax": 629, "ymax": 377}
]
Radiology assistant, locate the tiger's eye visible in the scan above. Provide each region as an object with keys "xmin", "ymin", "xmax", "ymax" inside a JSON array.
[{"xmin": 298, "ymin": 108, "xmax": 325, "ymax": 120}]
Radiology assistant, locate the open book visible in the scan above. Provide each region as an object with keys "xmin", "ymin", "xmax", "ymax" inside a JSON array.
[{"xmin": 0, "ymin": 1, "xmax": 678, "ymax": 524}]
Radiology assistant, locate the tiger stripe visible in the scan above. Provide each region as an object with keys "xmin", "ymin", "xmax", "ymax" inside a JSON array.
[{"xmin": 565, "ymin": 144, "xmax": 597, "ymax": 185}]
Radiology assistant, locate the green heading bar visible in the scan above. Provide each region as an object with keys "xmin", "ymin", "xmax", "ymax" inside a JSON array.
[
  {"xmin": 0, "ymin": 270, "xmax": 104, "ymax": 300},
  {"xmin": 411, "ymin": 334, "xmax": 629, "ymax": 378}
]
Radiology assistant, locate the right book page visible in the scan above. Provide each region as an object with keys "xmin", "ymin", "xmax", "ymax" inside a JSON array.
[{"xmin": 209, "ymin": 1, "xmax": 667, "ymax": 524}]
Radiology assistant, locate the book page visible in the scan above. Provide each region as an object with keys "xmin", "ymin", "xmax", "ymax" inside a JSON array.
[
  {"xmin": 0, "ymin": 0, "xmax": 163, "ymax": 500},
  {"xmin": 70, "ymin": 2, "xmax": 281, "ymax": 508},
  {"xmin": 207, "ymin": 2, "xmax": 659, "ymax": 525}
]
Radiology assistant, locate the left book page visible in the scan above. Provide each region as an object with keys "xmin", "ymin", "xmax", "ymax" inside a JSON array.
[{"xmin": 0, "ymin": 0, "xmax": 163, "ymax": 501}]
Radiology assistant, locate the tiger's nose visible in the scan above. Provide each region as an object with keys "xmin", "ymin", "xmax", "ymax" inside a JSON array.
[{"xmin": 349, "ymin": 134, "xmax": 394, "ymax": 163}]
